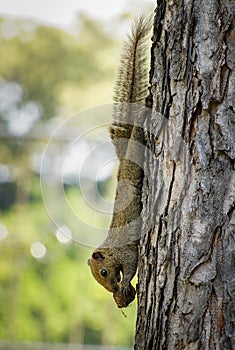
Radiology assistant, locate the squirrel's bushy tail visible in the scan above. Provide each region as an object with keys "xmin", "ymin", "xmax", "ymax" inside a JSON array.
[
  {"xmin": 113, "ymin": 15, "xmax": 152, "ymax": 105},
  {"xmin": 110, "ymin": 15, "xmax": 152, "ymax": 151}
]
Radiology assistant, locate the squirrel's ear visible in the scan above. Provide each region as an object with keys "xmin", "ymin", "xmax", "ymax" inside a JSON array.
[{"xmin": 92, "ymin": 251, "xmax": 104, "ymax": 261}]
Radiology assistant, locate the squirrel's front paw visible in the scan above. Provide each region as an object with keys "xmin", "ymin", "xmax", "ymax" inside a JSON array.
[{"xmin": 113, "ymin": 283, "xmax": 136, "ymax": 308}]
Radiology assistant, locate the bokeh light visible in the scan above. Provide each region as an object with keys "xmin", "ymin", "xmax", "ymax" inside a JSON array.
[
  {"xmin": 0, "ymin": 223, "xmax": 8, "ymax": 240},
  {"xmin": 56, "ymin": 225, "xmax": 72, "ymax": 244},
  {"xmin": 30, "ymin": 242, "xmax": 47, "ymax": 259}
]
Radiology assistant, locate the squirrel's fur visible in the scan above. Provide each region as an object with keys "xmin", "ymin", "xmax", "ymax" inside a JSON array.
[{"xmin": 88, "ymin": 15, "xmax": 151, "ymax": 307}]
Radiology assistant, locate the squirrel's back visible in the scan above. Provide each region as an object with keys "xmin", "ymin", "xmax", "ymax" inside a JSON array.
[{"xmin": 105, "ymin": 15, "xmax": 151, "ymax": 248}]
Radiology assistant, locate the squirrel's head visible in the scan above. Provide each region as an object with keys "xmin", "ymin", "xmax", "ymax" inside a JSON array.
[{"xmin": 87, "ymin": 249, "xmax": 121, "ymax": 293}]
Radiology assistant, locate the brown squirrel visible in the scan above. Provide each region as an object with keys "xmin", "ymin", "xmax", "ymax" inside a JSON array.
[{"xmin": 88, "ymin": 15, "xmax": 152, "ymax": 308}]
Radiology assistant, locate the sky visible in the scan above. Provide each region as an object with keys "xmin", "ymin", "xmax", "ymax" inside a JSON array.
[{"xmin": 0, "ymin": 0, "xmax": 141, "ymax": 29}]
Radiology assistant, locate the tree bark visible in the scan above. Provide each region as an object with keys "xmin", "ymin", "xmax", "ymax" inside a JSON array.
[{"xmin": 135, "ymin": 0, "xmax": 235, "ymax": 349}]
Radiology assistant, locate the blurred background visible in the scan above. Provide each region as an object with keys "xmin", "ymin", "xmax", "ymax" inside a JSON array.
[{"xmin": 0, "ymin": 0, "xmax": 153, "ymax": 349}]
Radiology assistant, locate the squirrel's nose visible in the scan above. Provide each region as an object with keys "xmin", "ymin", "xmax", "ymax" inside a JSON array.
[{"xmin": 87, "ymin": 258, "xmax": 91, "ymax": 266}]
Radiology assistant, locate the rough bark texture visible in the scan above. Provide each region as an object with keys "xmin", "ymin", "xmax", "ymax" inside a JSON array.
[{"xmin": 135, "ymin": 0, "xmax": 235, "ymax": 349}]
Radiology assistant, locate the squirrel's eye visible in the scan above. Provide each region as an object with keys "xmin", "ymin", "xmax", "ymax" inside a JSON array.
[{"xmin": 101, "ymin": 269, "xmax": 107, "ymax": 277}]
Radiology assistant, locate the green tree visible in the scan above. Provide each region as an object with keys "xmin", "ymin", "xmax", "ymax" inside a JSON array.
[{"xmin": 0, "ymin": 15, "xmax": 114, "ymax": 119}]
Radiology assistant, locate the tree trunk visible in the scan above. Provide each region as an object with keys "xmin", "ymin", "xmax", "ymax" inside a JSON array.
[{"xmin": 135, "ymin": 1, "xmax": 235, "ymax": 349}]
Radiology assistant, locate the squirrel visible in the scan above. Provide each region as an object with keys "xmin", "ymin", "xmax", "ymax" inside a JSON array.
[{"xmin": 88, "ymin": 15, "xmax": 152, "ymax": 308}]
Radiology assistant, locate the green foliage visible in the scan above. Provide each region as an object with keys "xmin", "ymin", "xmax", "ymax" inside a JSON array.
[
  {"xmin": 0, "ymin": 196, "xmax": 137, "ymax": 346},
  {"xmin": 0, "ymin": 15, "xmax": 115, "ymax": 119},
  {"xmin": 0, "ymin": 13, "xmax": 137, "ymax": 347}
]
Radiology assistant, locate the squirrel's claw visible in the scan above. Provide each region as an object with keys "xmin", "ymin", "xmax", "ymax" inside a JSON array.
[{"xmin": 122, "ymin": 285, "xmax": 131, "ymax": 295}]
